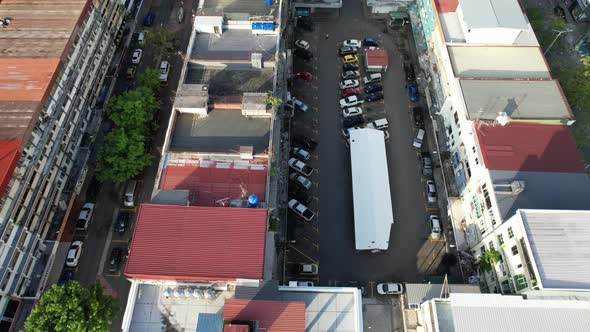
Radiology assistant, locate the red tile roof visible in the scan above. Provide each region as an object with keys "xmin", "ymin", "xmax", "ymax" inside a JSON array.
[
  {"xmin": 475, "ymin": 121, "xmax": 584, "ymax": 173},
  {"xmin": 125, "ymin": 204, "xmax": 267, "ymax": 281},
  {"xmin": 160, "ymin": 159, "xmax": 267, "ymax": 206},
  {"xmin": 224, "ymin": 325, "xmax": 250, "ymax": 332},
  {"xmin": 435, "ymin": 0, "xmax": 459, "ymax": 13},
  {"xmin": 0, "ymin": 141, "xmax": 21, "ymax": 196},
  {"xmin": 223, "ymin": 299, "xmax": 306, "ymax": 332},
  {"xmin": 366, "ymin": 49, "xmax": 388, "ymax": 67}
]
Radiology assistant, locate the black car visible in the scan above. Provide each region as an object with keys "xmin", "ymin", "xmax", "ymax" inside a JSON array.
[
  {"xmin": 114, "ymin": 211, "xmax": 130, "ymax": 234},
  {"xmin": 404, "ymin": 63, "xmax": 416, "ymax": 81},
  {"xmin": 364, "ymin": 83, "xmax": 383, "ymax": 94},
  {"xmin": 293, "ymin": 135, "xmax": 318, "ymax": 150},
  {"xmin": 363, "ymin": 37, "xmax": 379, "ymax": 47},
  {"xmin": 365, "ymin": 92, "xmax": 384, "ymax": 102},
  {"xmin": 343, "ymin": 115, "xmax": 364, "ymax": 128},
  {"xmin": 296, "ymin": 17, "xmax": 313, "ymax": 31},
  {"xmin": 339, "ymin": 46, "xmax": 357, "ymax": 56},
  {"xmin": 420, "ymin": 152, "xmax": 433, "ymax": 177},
  {"xmin": 107, "ymin": 248, "xmax": 124, "ymax": 273},
  {"xmin": 413, "ymin": 107, "xmax": 425, "ymax": 128},
  {"xmin": 291, "ymin": 191, "xmax": 311, "ymax": 205},
  {"xmin": 294, "ymin": 48, "xmax": 313, "ymax": 62},
  {"xmin": 342, "ymin": 63, "xmax": 359, "ymax": 71}
]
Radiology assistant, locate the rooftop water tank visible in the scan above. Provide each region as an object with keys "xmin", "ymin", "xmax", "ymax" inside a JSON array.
[{"xmin": 248, "ymin": 194, "xmax": 258, "ymax": 207}]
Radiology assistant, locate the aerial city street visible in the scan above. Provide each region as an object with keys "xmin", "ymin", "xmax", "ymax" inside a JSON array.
[{"xmin": 1, "ymin": 0, "xmax": 590, "ymax": 331}]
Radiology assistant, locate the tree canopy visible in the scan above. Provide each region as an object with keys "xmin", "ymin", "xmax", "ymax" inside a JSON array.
[
  {"xmin": 138, "ymin": 68, "xmax": 161, "ymax": 96},
  {"xmin": 24, "ymin": 281, "xmax": 116, "ymax": 332},
  {"xmin": 478, "ymin": 249, "xmax": 501, "ymax": 272},
  {"xmin": 556, "ymin": 56, "xmax": 590, "ymax": 147},
  {"xmin": 145, "ymin": 26, "xmax": 177, "ymax": 54}
]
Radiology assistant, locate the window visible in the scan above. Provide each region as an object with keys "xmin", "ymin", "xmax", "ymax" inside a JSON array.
[
  {"xmin": 475, "ymin": 157, "xmax": 480, "ymax": 165},
  {"xmin": 517, "ymin": 264, "xmax": 523, "ymax": 269},
  {"xmin": 511, "ymin": 245, "xmax": 519, "ymax": 256},
  {"xmin": 488, "ymin": 241, "xmax": 495, "ymax": 250},
  {"xmin": 454, "ymin": 111, "xmax": 460, "ymax": 127},
  {"xmin": 472, "ymin": 146, "xmax": 476, "ymax": 154},
  {"xmin": 498, "ymin": 234, "xmax": 504, "ymax": 245},
  {"xmin": 508, "ymin": 227, "xmax": 514, "ymax": 239}
]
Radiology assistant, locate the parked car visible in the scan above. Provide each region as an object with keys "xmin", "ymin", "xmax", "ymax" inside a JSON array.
[
  {"xmin": 131, "ymin": 49, "xmax": 143, "ymax": 64},
  {"xmin": 342, "ymin": 54, "xmax": 359, "ymax": 64},
  {"xmin": 57, "ymin": 271, "xmax": 74, "ymax": 285},
  {"xmin": 288, "ymin": 199, "xmax": 316, "ymax": 221},
  {"xmin": 296, "ymin": 17, "xmax": 313, "ymax": 31},
  {"xmin": 291, "ymin": 147, "xmax": 311, "ymax": 160},
  {"xmin": 137, "ymin": 31, "xmax": 146, "ymax": 45},
  {"xmin": 342, "ymin": 39, "xmax": 362, "ymax": 48},
  {"xmin": 377, "ymin": 283, "xmax": 403, "ymax": 295},
  {"xmin": 299, "ymin": 263, "xmax": 319, "ymax": 274},
  {"xmin": 413, "ymin": 129, "xmax": 425, "ymax": 149},
  {"xmin": 404, "ymin": 63, "xmax": 416, "ymax": 81},
  {"xmin": 289, "ymin": 158, "xmax": 314, "ymax": 176},
  {"xmin": 341, "ymin": 70, "xmax": 360, "ymax": 79},
  {"xmin": 75, "ymin": 203, "xmax": 95, "ymax": 231},
  {"xmin": 107, "ymin": 247, "xmax": 124, "ymax": 273},
  {"xmin": 426, "ymin": 180, "xmax": 437, "ymax": 204},
  {"xmin": 341, "ymin": 126, "xmax": 362, "ymax": 139},
  {"xmin": 365, "ymin": 92, "xmax": 384, "ymax": 102},
  {"xmin": 295, "ymin": 39, "xmax": 310, "ymax": 50},
  {"xmin": 413, "ymin": 107, "xmax": 425, "ymax": 128},
  {"xmin": 339, "ymin": 79, "xmax": 360, "ymax": 89},
  {"xmin": 342, "ymin": 63, "xmax": 359, "ymax": 71},
  {"xmin": 364, "ymin": 83, "xmax": 383, "ymax": 94},
  {"xmin": 289, "ymin": 281, "xmax": 314, "ymax": 287},
  {"xmin": 159, "ymin": 61, "xmax": 170, "ymax": 82},
  {"xmin": 339, "ymin": 46, "xmax": 357, "ymax": 56},
  {"xmin": 341, "ymin": 87, "xmax": 361, "ymax": 97},
  {"xmin": 420, "ymin": 152, "xmax": 433, "ymax": 177},
  {"xmin": 66, "ymin": 241, "xmax": 83, "ymax": 267},
  {"xmin": 343, "ymin": 115, "xmax": 364, "ymax": 128},
  {"xmin": 366, "ymin": 118, "xmax": 389, "ymax": 130},
  {"xmin": 291, "ymin": 98, "xmax": 309, "ymax": 112},
  {"xmin": 290, "ymin": 173, "xmax": 313, "ymax": 190},
  {"xmin": 143, "ymin": 11, "xmax": 155, "ymax": 26},
  {"xmin": 114, "ymin": 211, "xmax": 130, "ymax": 234},
  {"xmin": 408, "ymin": 84, "xmax": 419, "ymax": 102},
  {"xmin": 126, "ymin": 67, "xmax": 137, "ymax": 80},
  {"xmin": 363, "ymin": 73, "xmax": 382, "ymax": 84},
  {"xmin": 295, "ymin": 70, "xmax": 313, "ymax": 81},
  {"xmin": 342, "ymin": 106, "xmax": 363, "ymax": 117},
  {"xmin": 294, "ymin": 48, "xmax": 313, "ymax": 62},
  {"xmin": 340, "ymin": 95, "xmax": 363, "ymax": 108},
  {"xmin": 293, "ymin": 135, "xmax": 318, "ymax": 150},
  {"xmin": 363, "ymin": 37, "xmax": 379, "ymax": 47},
  {"xmin": 429, "ymin": 215, "xmax": 442, "ymax": 240}
]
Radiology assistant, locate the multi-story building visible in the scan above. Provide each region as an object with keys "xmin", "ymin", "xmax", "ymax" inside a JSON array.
[{"xmin": 0, "ymin": 0, "xmax": 126, "ymax": 327}]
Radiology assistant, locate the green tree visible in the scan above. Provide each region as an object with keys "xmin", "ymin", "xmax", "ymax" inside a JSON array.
[
  {"xmin": 138, "ymin": 68, "xmax": 162, "ymax": 96},
  {"xmin": 555, "ymin": 56, "xmax": 590, "ymax": 147},
  {"xmin": 478, "ymin": 249, "xmax": 501, "ymax": 272},
  {"xmin": 96, "ymin": 127, "xmax": 153, "ymax": 183},
  {"xmin": 107, "ymin": 86, "xmax": 158, "ymax": 132},
  {"xmin": 24, "ymin": 281, "xmax": 116, "ymax": 332},
  {"xmin": 145, "ymin": 26, "xmax": 177, "ymax": 54},
  {"xmin": 265, "ymin": 93, "xmax": 282, "ymax": 108}
]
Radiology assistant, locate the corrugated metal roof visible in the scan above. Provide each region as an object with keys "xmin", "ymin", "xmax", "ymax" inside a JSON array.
[
  {"xmin": 460, "ymin": 0, "xmax": 527, "ymax": 29},
  {"xmin": 0, "ymin": 140, "xmax": 21, "ymax": 195},
  {"xmin": 125, "ymin": 204, "xmax": 267, "ymax": 281},
  {"xmin": 404, "ymin": 283, "xmax": 480, "ymax": 306},
  {"xmin": 519, "ymin": 210, "xmax": 590, "ymax": 291},
  {"xmin": 366, "ymin": 49, "xmax": 388, "ymax": 67},
  {"xmin": 223, "ymin": 299, "xmax": 306, "ymax": 332},
  {"xmin": 448, "ymin": 46, "xmax": 550, "ymax": 79},
  {"xmin": 435, "ymin": 0, "xmax": 459, "ymax": 12},
  {"xmin": 475, "ymin": 122, "xmax": 583, "ymax": 173}
]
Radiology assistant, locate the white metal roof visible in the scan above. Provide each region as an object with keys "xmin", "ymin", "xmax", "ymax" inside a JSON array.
[
  {"xmin": 349, "ymin": 129, "xmax": 393, "ymax": 250},
  {"xmin": 519, "ymin": 209, "xmax": 590, "ymax": 291},
  {"xmin": 460, "ymin": 0, "xmax": 528, "ymax": 30}
]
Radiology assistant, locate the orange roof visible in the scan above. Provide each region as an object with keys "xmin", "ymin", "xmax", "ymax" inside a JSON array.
[
  {"xmin": 366, "ymin": 49, "xmax": 388, "ymax": 67},
  {"xmin": 223, "ymin": 299, "xmax": 306, "ymax": 332},
  {"xmin": 0, "ymin": 141, "xmax": 21, "ymax": 195}
]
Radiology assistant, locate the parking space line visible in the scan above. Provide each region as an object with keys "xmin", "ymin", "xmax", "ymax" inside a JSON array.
[
  {"xmin": 289, "ymin": 244, "xmax": 318, "ymax": 264},
  {"xmin": 112, "ymin": 239, "xmax": 128, "ymax": 243}
]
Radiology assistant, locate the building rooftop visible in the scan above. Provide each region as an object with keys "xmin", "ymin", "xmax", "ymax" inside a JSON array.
[
  {"xmin": 404, "ymin": 283, "xmax": 480, "ymax": 307},
  {"xmin": 435, "ymin": 0, "xmax": 459, "ymax": 13},
  {"xmin": 461, "ymin": 80, "xmax": 572, "ymax": 121},
  {"xmin": 173, "ymin": 84, "xmax": 209, "ymax": 109},
  {"xmin": 433, "ymin": 293, "xmax": 590, "ymax": 332},
  {"xmin": 169, "ymin": 110, "xmax": 270, "ymax": 154},
  {"xmin": 365, "ymin": 49, "xmax": 389, "ymax": 67},
  {"xmin": 518, "ymin": 209, "xmax": 590, "ymax": 291},
  {"xmin": 125, "ymin": 204, "xmax": 267, "ymax": 281},
  {"xmin": 475, "ymin": 122, "xmax": 583, "ymax": 173},
  {"xmin": 0, "ymin": 141, "xmax": 21, "ymax": 195},
  {"xmin": 198, "ymin": 0, "xmax": 277, "ymax": 16},
  {"xmin": 448, "ymin": 46, "xmax": 550, "ymax": 79},
  {"xmin": 185, "ymin": 67, "xmax": 275, "ymax": 95},
  {"xmin": 459, "ymin": 0, "xmax": 527, "ymax": 30},
  {"xmin": 223, "ymin": 299, "xmax": 306, "ymax": 331},
  {"xmin": 190, "ymin": 30, "xmax": 277, "ymax": 63},
  {"xmin": 159, "ymin": 158, "xmax": 267, "ymax": 206}
]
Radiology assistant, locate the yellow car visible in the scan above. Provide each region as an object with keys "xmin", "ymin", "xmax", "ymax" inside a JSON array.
[{"xmin": 342, "ymin": 54, "xmax": 358, "ymax": 64}]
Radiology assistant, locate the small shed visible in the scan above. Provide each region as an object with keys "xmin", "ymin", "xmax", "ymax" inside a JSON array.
[{"xmin": 365, "ymin": 49, "xmax": 389, "ymax": 72}]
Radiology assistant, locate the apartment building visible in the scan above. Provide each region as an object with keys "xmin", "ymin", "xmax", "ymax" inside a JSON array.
[{"xmin": 0, "ymin": 0, "xmax": 125, "ymax": 326}]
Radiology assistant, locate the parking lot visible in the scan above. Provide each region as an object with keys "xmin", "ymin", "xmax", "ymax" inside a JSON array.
[{"xmin": 285, "ymin": 1, "xmax": 448, "ymax": 288}]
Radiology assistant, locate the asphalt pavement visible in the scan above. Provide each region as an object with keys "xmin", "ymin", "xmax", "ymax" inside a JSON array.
[{"xmin": 287, "ymin": 1, "xmax": 446, "ymax": 288}]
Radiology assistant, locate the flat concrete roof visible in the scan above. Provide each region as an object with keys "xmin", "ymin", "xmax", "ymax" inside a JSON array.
[
  {"xmin": 448, "ymin": 46, "xmax": 550, "ymax": 79},
  {"xmin": 190, "ymin": 30, "xmax": 277, "ymax": 62},
  {"xmin": 170, "ymin": 110, "xmax": 270, "ymax": 153},
  {"xmin": 186, "ymin": 66, "xmax": 274, "ymax": 95},
  {"xmin": 460, "ymin": 0, "xmax": 527, "ymax": 30},
  {"xmin": 198, "ymin": 0, "xmax": 278, "ymax": 16}
]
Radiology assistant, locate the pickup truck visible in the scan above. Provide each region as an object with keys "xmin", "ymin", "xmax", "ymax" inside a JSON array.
[
  {"xmin": 288, "ymin": 158, "xmax": 314, "ymax": 176},
  {"xmin": 288, "ymin": 199, "xmax": 316, "ymax": 221}
]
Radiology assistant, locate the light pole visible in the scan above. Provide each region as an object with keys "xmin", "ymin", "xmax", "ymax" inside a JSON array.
[{"xmin": 544, "ymin": 28, "xmax": 573, "ymax": 55}]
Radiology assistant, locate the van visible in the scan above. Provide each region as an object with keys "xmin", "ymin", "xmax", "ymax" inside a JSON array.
[
  {"xmin": 367, "ymin": 118, "xmax": 389, "ymax": 130},
  {"xmin": 123, "ymin": 180, "xmax": 137, "ymax": 207},
  {"xmin": 137, "ymin": 31, "xmax": 145, "ymax": 45},
  {"xmin": 413, "ymin": 129, "xmax": 425, "ymax": 149},
  {"xmin": 363, "ymin": 73, "xmax": 382, "ymax": 84}
]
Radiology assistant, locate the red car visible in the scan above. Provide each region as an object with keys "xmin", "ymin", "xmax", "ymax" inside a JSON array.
[
  {"xmin": 341, "ymin": 87, "xmax": 361, "ymax": 97},
  {"xmin": 295, "ymin": 70, "xmax": 313, "ymax": 81}
]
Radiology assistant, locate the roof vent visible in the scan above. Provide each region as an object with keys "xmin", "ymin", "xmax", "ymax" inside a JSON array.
[
  {"xmin": 163, "ymin": 287, "xmax": 173, "ymax": 297},
  {"xmin": 173, "ymin": 288, "xmax": 182, "ymax": 297},
  {"xmin": 193, "ymin": 288, "xmax": 204, "ymax": 299},
  {"xmin": 183, "ymin": 288, "xmax": 193, "ymax": 297},
  {"xmin": 204, "ymin": 289, "xmax": 217, "ymax": 300},
  {"xmin": 494, "ymin": 181, "xmax": 525, "ymax": 196},
  {"xmin": 202, "ymin": 85, "xmax": 209, "ymax": 91},
  {"xmin": 496, "ymin": 112, "xmax": 511, "ymax": 126}
]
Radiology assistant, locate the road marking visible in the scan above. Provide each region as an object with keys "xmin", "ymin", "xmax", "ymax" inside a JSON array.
[{"xmin": 289, "ymin": 244, "xmax": 318, "ymax": 264}]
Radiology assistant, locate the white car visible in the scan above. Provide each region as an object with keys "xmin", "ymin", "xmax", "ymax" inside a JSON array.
[
  {"xmin": 426, "ymin": 180, "xmax": 437, "ymax": 204},
  {"xmin": 342, "ymin": 39, "xmax": 362, "ymax": 48},
  {"xmin": 292, "ymin": 98, "xmax": 309, "ymax": 112},
  {"xmin": 377, "ymin": 283, "xmax": 403, "ymax": 295},
  {"xmin": 340, "ymin": 95, "xmax": 363, "ymax": 108},
  {"xmin": 288, "ymin": 158, "xmax": 314, "ymax": 176},
  {"xmin": 295, "ymin": 39, "xmax": 310, "ymax": 50},
  {"xmin": 138, "ymin": 31, "xmax": 146, "ymax": 45},
  {"xmin": 291, "ymin": 147, "xmax": 311, "ymax": 160},
  {"xmin": 131, "ymin": 49, "xmax": 143, "ymax": 64},
  {"xmin": 339, "ymin": 79, "xmax": 359, "ymax": 90},
  {"xmin": 288, "ymin": 199, "xmax": 316, "ymax": 221},
  {"xmin": 341, "ymin": 126, "xmax": 362, "ymax": 139},
  {"xmin": 76, "ymin": 203, "xmax": 95, "ymax": 230},
  {"xmin": 300, "ymin": 263, "xmax": 319, "ymax": 274},
  {"xmin": 429, "ymin": 215, "xmax": 442, "ymax": 240},
  {"xmin": 342, "ymin": 106, "xmax": 363, "ymax": 117},
  {"xmin": 66, "ymin": 241, "xmax": 83, "ymax": 267},
  {"xmin": 290, "ymin": 173, "xmax": 312, "ymax": 190},
  {"xmin": 159, "ymin": 61, "xmax": 170, "ymax": 82}
]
